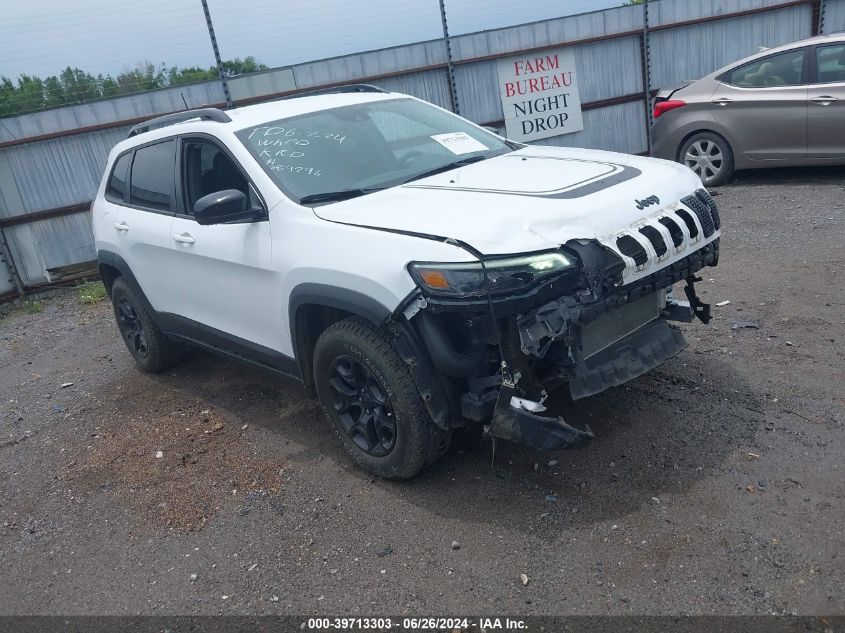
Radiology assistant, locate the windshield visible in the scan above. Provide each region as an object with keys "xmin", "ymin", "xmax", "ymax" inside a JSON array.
[{"xmin": 236, "ymin": 98, "xmax": 513, "ymax": 204}]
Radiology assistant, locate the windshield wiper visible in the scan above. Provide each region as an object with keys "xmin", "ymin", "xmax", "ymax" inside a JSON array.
[
  {"xmin": 401, "ymin": 155, "xmax": 489, "ymax": 184},
  {"xmin": 299, "ymin": 188, "xmax": 384, "ymax": 205}
]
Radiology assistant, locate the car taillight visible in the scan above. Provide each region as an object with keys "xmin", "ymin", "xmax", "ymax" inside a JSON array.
[{"xmin": 653, "ymin": 99, "xmax": 686, "ymax": 118}]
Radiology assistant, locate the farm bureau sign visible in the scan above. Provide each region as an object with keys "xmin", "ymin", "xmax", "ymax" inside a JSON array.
[{"xmin": 496, "ymin": 48, "xmax": 584, "ymax": 143}]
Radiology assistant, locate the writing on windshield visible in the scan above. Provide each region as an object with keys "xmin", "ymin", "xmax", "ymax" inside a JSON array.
[{"xmin": 236, "ymin": 98, "xmax": 511, "ymax": 204}]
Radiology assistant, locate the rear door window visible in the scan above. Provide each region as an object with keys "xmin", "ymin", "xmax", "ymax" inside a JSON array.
[
  {"xmin": 726, "ymin": 49, "xmax": 806, "ymax": 87},
  {"xmin": 129, "ymin": 140, "xmax": 176, "ymax": 212}
]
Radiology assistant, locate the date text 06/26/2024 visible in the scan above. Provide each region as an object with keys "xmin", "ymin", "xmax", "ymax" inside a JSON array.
[{"xmin": 304, "ymin": 616, "xmax": 528, "ymax": 630}]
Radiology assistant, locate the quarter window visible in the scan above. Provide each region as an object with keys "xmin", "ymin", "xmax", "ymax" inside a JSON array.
[
  {"xmin": 815, "ymin": 44, "xmax": 845, "ymax": 83},
  {"xmin": 726, "ymin": 49, "xmax": 805, "ymax": 87},
  {"xmin": 129, "ymin": 140, "xmax": 176, "ymax": 212},
  {"xmin": 106, "ymin": 152, "xmax": 130, "ymax": 202}
]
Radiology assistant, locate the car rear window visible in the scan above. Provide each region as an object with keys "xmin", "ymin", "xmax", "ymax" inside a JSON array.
[{"xmin": 129, "ymin": 140, "xmax": 176, "ymax": 212}]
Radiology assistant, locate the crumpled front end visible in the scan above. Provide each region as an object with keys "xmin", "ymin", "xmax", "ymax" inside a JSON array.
[{"xmin": 399, "ymin": 189, "xmax": 721, "ymax": 451}]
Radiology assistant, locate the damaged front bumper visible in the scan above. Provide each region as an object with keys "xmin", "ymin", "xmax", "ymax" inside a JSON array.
[
  {"xmin": 486, "ymin": 315, "xmax": 687, "ymax": 450},
  {"xmin": 400, "ymin": 238, "xmax": 720, "ymax": 452}
]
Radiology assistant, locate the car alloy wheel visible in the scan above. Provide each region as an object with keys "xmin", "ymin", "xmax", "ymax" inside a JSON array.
[
  {"xmin": 116, "ymin": 296, "xmax": 149, "ymax": 358},
  {"xmin": 683, "ymin": 138, "xmax": 724, "ymax": 184},
  {"xmin": 326, "ymin": 355, "xmax": 397, "ymax": 456}
]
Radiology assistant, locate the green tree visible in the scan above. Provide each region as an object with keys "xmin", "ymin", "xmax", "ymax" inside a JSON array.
[
  {"xmin": 5, "ymin": 75, "xmax": 45, "ymax": 117},
  {"xmin": 99, "ymin": 74, "xmax": 120, "ymax": 99},
  {"xmin": 114, "ymin": 62, "xmax": 165, "ymax": 94},
  {"xmin": 58, "ymin": 67, "xmax": 100, "ymax": 104},
  {"xmin": 167, "ymin": 65, "xmax": 216, "ymax": 86},
  {"xmin": 221, "ymin": 56, "xmax": 268, "ymax": 75},
  {"xmin": 43, "ymin": 75, "xmax": 66, "ymax": 108},
  {"xmin": 0, "ymin": 56, "xmax": 270, "ymax": 117}
]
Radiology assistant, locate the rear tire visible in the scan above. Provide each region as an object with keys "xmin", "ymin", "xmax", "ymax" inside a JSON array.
[
  {"xmin": 679, "ymin": 131, "xmax": 734, "ymax": 186},
  {"xmin": 111, "ymin": 277, "xmax": 185, "ymax": 373},
  {"xmin": 313, "ymin": 317, "xmax": 450, "ymax": 479}
]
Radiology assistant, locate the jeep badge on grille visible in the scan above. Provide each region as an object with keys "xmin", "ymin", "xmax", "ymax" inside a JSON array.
[{"xmin": 635, "ymin": 195, "xmax": 660, "ymax": 210}]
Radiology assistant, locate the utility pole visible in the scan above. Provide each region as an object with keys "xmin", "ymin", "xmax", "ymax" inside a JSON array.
[
  {"xmin": 200, "ymin": 0, "xmax": 233, "ymax": 109},
  {"xmin": 641, "ymin": 0, "xmax": 652, "ymax": 155},
  {"xmin": 818, "ymin": 0, "xmax": 827, "ymax": 34},
  {"xmin": 438, "ymin": 0, "xmax": 460, "ymax": 114}
]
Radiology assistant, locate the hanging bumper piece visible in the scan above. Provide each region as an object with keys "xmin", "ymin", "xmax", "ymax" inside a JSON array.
[{"xmin": 489, "ymin": 381, "xmax": 594, "ymax": 450}]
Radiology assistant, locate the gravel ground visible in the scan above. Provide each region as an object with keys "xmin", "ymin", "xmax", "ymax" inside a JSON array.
[{"xmin": 0, "ymin": 166, "xmax": 842, "ymax": 617}]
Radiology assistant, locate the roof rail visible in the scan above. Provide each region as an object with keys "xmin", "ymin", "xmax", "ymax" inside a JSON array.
[
  {"xmin": 275, "ymin": 83, "xmax": 388, "ymax": 101},
  {"xmin": 127, "ymin": 108, "xmax": 232, "ymax": 138}
]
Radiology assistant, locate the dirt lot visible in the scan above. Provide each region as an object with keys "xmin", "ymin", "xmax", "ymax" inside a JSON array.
[{"xmin": 0, "ymin": 167, "xmax": 842, "ymax": 617}]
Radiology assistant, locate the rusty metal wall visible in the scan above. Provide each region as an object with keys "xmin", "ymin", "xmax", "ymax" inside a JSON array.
[
  {"xmin": 0, "ymin": 251, "xmax": 13, "ymax": 295},
  {"xmin": 649, "ymin": 0, "xmax": 807, "ymax": 24},
  {"xmin": 649, "ymin": 4, "xmax": 813, "ymax": 88},
  {"xmin": 823, "ymin": 0, "xmax": 845, "ymax": 31},
  {"xmin": 0, "ymin": 0, "xmax": 823, "ymax": 291},
  {"xmin": 0, "ymin": 128, "xmax": 129, "ymax": 216}
]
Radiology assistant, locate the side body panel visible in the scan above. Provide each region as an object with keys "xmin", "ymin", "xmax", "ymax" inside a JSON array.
[
  {"xmin": 708, "ymin": 82, "xmax": 808, "ymax": 164},
  {"xmin": 168, "ymin": 215, "xmax": 282, "ymax": 351},
  {"xmin": 115, "ymin": 206, "xmax": 175, "ymax": 311},
  {"xmin": 807, "ymin": 43, "xmax": 845, "ymax": 160}
]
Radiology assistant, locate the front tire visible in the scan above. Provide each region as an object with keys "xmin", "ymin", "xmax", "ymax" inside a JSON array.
[
  {"xmin": 679, "ymin": 131, "xmax": 734, "ymax": 186},
  {"xmin": 111, "ymin": 277, "xmax": 185, "ymax": 373},
  {"xmin": 313, "ymin": 317, "xmax": 450, "ymax": 479}
]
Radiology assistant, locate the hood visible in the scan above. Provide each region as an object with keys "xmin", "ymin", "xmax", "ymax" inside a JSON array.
[{"xmin": 312, "ymin": 145, "xmax": 702, "ymax": 255}]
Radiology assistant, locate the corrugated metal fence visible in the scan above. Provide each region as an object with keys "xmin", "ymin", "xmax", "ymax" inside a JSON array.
[{"xmin": 0, "ymin": 0, "xmax": 842, "ymax": 297}]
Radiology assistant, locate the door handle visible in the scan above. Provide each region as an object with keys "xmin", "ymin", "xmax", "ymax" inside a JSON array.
[
  {"xmin": 114, "ymin": 221, "xmax": 129, "ymax": 232},
  {"xmin": 809, "ymin": 95, "xmax": 838, "ymax": 105},
  {"xmin": 173, "ymin": 233, "xmax": 195, "ymax": 245},
  {"xmin": 711, "ymin": 98, "xmax": 733, "ymax": 106}
]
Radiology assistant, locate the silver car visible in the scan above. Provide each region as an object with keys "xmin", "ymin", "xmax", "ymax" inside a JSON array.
[{"xmin": 651, "ymin": 33, "xmax": 845, "ymax": 185}]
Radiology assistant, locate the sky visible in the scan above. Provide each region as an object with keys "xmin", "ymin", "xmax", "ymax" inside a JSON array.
[{"xmin": 0, "ymin": 0, "xmax": 621, "ymax": 80}]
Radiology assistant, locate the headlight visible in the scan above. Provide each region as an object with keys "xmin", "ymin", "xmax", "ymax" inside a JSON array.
[{"xmin": 408, "ymin": 252, "xmax": 573, "ymax": 298}]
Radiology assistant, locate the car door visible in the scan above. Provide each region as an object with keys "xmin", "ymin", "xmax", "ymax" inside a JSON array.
[
  {"xmin": 807, "ymin": 42, "xmax": 845, "ymax": 160},
  {"xmin": 115, "ymin": 139, "xmax": 177, "ymax": 312},
  {"xmin": 167, "ymin": 135, "xmax": 284, "ymax": 356},
  {"xmin": 709, "ymin": 47, "xmax": 808, "ymax": 163}
]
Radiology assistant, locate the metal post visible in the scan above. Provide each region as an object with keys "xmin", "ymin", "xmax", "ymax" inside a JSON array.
[
  {"xmin": 0, "ymin": 227, "xmax": 25, "ymax": 296},
  {"xmin": 641, "ymin": 0, "xmax": 653, "ymax": 155},
  {"xmin": 438, "ymin": 0, "xmax": 460, "ymax": 114},
  {"xmin": 818, "ymin": 0, "xmax": 827, "ymax": 34},
  {"xmin": 200, "ymin": 0, "xmax": 233, "ymax": 109}
]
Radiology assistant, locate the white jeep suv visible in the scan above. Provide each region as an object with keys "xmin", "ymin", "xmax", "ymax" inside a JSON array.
[{"xmin": 92, "ymin": 85, "xmax": 721, "ymax": 478}]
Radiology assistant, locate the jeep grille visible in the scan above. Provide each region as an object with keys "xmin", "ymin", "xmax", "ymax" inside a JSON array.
[
  {"xmin": 681, "ymin": 193, "xmax": 715, "ymax": 237},
  {"xmin": 607, "ymin": 191, "xmax": 721, "ymax": 279}
]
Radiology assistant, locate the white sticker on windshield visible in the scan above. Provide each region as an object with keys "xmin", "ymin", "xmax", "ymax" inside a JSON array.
[{"xmin": 430, "ymin": 132, "xmax": 488, "ymax": 155}]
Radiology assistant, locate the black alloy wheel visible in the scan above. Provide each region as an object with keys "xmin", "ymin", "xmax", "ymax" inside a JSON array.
[
  {"xmin": 116, "ymin": 296, "xmax": 149, "ymax": 358},
  {"xmin": 326, "ymin": 355, "xmax": 397, "ymax": 456}
]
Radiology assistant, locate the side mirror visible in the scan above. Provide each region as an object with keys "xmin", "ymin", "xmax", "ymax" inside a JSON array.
[{"xmin": 193, "ymin": 189, "xmax": 251, "ymax": 225}]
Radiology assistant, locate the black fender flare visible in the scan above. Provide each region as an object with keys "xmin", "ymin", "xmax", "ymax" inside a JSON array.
[
  {"xmin": 288, "ymin": 283, "xmax": 393, "ymax": 391},
  {"xmin": 289, "ymin": 283, "xmax": 452, "ymax": 430},
  {"xmin": 97, "ymin": 250, "xmax": 135, "ymax": 290},
  {"xmin": 97, "ymin": 250, "xmax": 158, "ymax": 319},
  {"xmin": 288, "ymin": 283, "xmax": 393, "ymax": 333}
]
